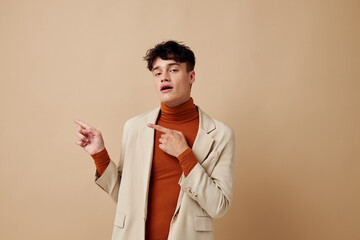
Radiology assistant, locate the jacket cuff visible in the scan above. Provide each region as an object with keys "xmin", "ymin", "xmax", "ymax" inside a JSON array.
[{"xmin": 95, "ymin": 160, "xmax": 118, "ymax": 193}]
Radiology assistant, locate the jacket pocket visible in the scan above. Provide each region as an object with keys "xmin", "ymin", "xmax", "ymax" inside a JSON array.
[
  {"xmin": 194, "ymin": 216, "xmax": 213, "ymax": 232},
  {"xmin": 114, "ymin": 210, "xmax": 126, "ymax": 228}
]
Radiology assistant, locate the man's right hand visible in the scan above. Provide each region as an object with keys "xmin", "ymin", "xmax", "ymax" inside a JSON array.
[{"xmin": 74, "ymin": 119, "xmax": 105, "ymax": 155}]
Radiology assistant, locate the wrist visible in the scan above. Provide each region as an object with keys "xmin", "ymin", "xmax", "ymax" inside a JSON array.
[
  {"xmin": 91, "ymin": 147, "xmax": 106, "ymax": 156},
  {"xmin": 91, "ymin": 146, "xmax": 105, "ymax": 156},
  {"xmin": 177, "ymin": 146, "xmax": 190, "ymax": 158}
]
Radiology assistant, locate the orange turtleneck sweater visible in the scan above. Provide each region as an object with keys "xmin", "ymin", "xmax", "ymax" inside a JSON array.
[
  {"xmin": 146, "ymin": 98, "xmax": 199, "ymax": 240},
  {"xmin": 91, "ymin": 98, "xmax": 199, "ymax": 240}
]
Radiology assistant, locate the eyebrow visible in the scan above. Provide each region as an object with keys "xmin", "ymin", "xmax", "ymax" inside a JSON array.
[{"xmin": 152, "ymin": 62, "xmax": 181, "ymax": 72}]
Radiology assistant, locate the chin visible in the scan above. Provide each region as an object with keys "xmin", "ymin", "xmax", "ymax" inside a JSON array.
[{"xmin": 160, "ymin": 95, "xmax": 173, "ymax": 104}]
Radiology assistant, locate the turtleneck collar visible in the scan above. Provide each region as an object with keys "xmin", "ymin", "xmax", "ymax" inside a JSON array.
[{"xmin": 160, "ymin": 98, "xmax": 199, "ymax": 123}]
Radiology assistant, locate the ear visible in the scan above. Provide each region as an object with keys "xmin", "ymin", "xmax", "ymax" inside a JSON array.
[{"xmin": 189, "ymin": 70, "xmax": 195, "ymax": 84}]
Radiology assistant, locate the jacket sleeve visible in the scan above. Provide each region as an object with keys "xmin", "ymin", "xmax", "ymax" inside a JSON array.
[
  {"xmin": 94, "ymin": 121, "xmax": 130, "ymax": 203},
  {"xmin": 179, "ymin": 127, "xmax": 235, "ymax": 219}
]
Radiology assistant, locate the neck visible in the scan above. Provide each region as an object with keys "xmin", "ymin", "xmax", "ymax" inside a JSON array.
[{"xmin": 159, "ymin": 97, "xmax": 198, "ymax": 123}]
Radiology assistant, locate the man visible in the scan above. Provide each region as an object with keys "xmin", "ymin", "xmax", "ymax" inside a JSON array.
[{"xmin": 74, "ymin": 40, "xmax": 235, "ymax": 240}]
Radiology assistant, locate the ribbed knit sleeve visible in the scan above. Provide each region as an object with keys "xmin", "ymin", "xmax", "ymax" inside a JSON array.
[
  {"xmin": 178, "ymin": 148, "xmax": 198, "ymax": 176},
  {"xmin": 91, "ymin": 148, "xmax": 110, "ymax": 176}
]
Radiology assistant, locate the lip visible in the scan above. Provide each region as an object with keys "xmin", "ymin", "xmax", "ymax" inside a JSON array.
[
  {"xmin": 161, "ymin": 88, "xmax": 173, "ymax": 93},
  {"xmin": 160, "ymin": 84, "xmax": 173, "ymax": 93}
]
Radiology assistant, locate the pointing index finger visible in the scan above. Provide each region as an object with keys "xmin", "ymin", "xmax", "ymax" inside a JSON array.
[
  {"xmin": 74, "ymin": 119, "xmax": 93, "ymax": 129},
  {"xmin": 147, "ymin": 123, "xmax": 171, "ymax": 133}
]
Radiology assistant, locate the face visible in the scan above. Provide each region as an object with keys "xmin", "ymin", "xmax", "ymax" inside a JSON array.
[{"xmin": 152, "ymin": 57, "xmax": 195, "ymax": 107}]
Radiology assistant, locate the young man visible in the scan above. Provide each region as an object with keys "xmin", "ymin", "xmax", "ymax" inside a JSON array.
[{"xmin": 74, "ymin": 41, "xmax": 235, "ymax": 240}]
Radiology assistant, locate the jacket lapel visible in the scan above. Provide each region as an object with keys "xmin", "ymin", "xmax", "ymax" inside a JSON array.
[
  {"xmin": 192, "ymin": 107, "xmax": 216, "ymax": 162},
  {"xmin": 174, "ymin": 107, "xmax": 216, "ymax": 214},
  {"xmin": 138, "ymin": 108, "xmax": 160, "ymax": 220}
]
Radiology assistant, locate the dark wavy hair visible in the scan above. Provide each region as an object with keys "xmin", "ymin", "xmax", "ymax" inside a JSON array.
[{"xmin": 144, "ymin": 40, "xmax": 195, "ymax": 72}]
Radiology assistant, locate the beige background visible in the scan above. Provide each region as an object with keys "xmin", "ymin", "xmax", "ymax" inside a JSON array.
[{"xmin": 1, "ymin": 0, "xmax": 359, "ymax": 239}]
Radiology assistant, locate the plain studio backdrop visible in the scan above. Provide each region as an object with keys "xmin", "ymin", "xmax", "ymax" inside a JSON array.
[{"xmin": 0, "ymin": 0, "xmax": 359, "ymax": 239}]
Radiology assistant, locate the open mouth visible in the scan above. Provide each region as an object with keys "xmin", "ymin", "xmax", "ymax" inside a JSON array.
[{"xmin": 161, "ymin": 85, "xmax": 173, "ymax": 92}]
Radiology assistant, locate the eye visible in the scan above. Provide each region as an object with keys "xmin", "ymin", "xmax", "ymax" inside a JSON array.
[
  {"xmin": 154, "ymin": 72, "xmax": 161, "ymax": 76},
  {"xmin": 170, "ymin": 68, "xmax": 178, "ymax": 73}
]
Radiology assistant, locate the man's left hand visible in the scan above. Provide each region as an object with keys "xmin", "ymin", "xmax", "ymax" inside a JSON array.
[{"xmin": 147, "ymin": 123, "xmax": 189, "ymax": 157}]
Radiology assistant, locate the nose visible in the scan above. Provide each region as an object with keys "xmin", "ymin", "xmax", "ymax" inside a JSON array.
[{"xmin": 161, "ymin": 72, "xmax": 170, "ymax": 82}]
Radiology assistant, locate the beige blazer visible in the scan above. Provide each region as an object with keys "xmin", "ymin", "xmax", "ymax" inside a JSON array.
[{"xmin": 95, "ymin": 106, "xmax": 235, "ymax": 240}]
